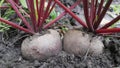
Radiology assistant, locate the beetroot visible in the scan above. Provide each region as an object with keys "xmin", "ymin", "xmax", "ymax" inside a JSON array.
[
  {"xmin": 63, "ymin": 29, "xmax": 104, "ymax": 56},
  {"xmin": 21, "ymin": 29, "xmax": 62, "ymax": 60}
]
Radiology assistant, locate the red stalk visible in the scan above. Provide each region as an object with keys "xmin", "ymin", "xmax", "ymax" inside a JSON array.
[
  {"xmin": 37, "ymin": 0, "xmax": 45, "ymax": 28},
  {"xmin": 0, "ymin": 18, "xmax": 35, "ymax": 34},
  {"xmin": 100, "ymin": 15, "xmax": 120, "ymax": 29},
  {"xmin": 36, "ymin": 0, "xmax": 39, "ymax": 15},
  {"xmin": 43, "ymin": 0, "xmax": 81, "ymax": 29},
  {"xmin": 41, "ymin": 0, "xmax": 53, "ymax": 27},
  {"xmin": 39, "ymin": 1, "xmax": 57, "ymax": 28},
  {"xmin": 83, "ymin": 0, "xmax": 94, "ymax": 31},
  {"xmin": 92, "ymin": 0, "xmax": 98, "ymax": 24},
  {"xmin": 90, "ymin": 0, "xmax": 95, "ymax": 24},
  {"xmin": 42, "ymin": 0, "xmax": 52, "ymax": 19},
  {"xmin": 96, "ymin": 28, "xmax": 120, "ymax": 33},
  {"xmin": 94, "ymin": 0, "xmax": 113, "ymax": 29},
  {"xmin": 26, "ymin": 0, "xmax": 37, "ymax": 32},
  {"xmin": 95, "ymin": 0, "xmax": 98, "ymax": 14},
  {"xmin": 96, "ymin": 0, "xmax": 104, "ymax": 17},
  {"xmin": 14, "ymin": 0, "xmax": 19, "ymax": 4},
  {"xmin": 0, "ymin": 6, "xmax": 9, "ymax": 8},
  {"xmin": 55, "ymin": 0, "xmax": 87, "ymax": 28},
  {"xmin": 7, "ymin": 0, "xmax": 33, "ymax": 31},
  {"xmin": 46, "ymin": 2, "xmax": 56, "ymax": 19}
]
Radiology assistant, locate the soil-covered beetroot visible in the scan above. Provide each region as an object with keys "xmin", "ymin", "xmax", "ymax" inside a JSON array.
[
  {"xmin": 21, "ymin": 29, "xmax": 62, "ymax": 60},
  {"xmin": 63, "ymin": 29, "xmax": 104, "ymax": 56}
]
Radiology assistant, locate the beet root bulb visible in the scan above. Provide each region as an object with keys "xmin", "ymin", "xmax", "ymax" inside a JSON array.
[
  {"xmin": 21, "ymin": 29, "xmax": 62, "ymax": 60},
  {"xmin": 63, "ymin": 30, "xmax": 104, "ymax": 56}
]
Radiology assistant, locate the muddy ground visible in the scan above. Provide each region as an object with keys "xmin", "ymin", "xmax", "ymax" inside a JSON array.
[{"xmin": 0, "ymin": 0, "xmax": 120, "ymax": 68}]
